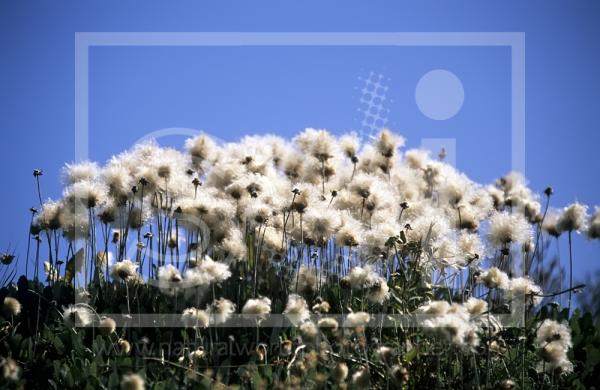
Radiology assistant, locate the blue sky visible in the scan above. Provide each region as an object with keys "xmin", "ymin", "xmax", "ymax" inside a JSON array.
[{"xmin": 0, "ymin": 1, "xmax": 599, "ymax": 282}]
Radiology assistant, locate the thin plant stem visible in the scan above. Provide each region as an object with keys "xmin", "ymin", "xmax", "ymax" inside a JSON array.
[{"xmin": 568, "ymin": 230, "xmax": 574, "ymax": 313}]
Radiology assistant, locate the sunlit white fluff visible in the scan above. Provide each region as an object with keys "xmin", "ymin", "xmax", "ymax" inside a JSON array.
[
  {"xmin": 367, "ymin": 277, "xmax": 390, "ymax": 304},
  {"xmin": 335, "ymin": 215, "xmax": 363, "ymax": 247},
  {"xmin": 457, "ymin": 232, "xmax": 485, "ymax": 264},
  {"xmin": 62, "ymin": 305, "xmax": 93, "ymax": 327},
  {"xmin": 294, "ymin": 128, "xmax": 337, "ymax": 162},
  {"xmin": 185, "ymin": 134, "xmax": 218, "ymax": 170},
  {"xmin": 63, "ymin": 180, "xmax": 107, "ymax": 209},
  {"xmin": 417, "ymin": 301, "xmax": 450, "ymax": 316},
  {"xmin": 478, "ymin": 267, "xmax": 509, "ymax": 290},
  {"xmin": 302, "ymin": 206, "xmax": 341, "ymax": 244},
  {"xmin": 157, "ymin": 264, "xmax": 182, "ymax": 294},
  {"xmin": 220, "ymin": 227, "xmax": 248, "ymax": 261},
  {"xmin": 422, "ymin": 313, "xmax": 479, "ymax": 348},
  {"xmin": 508, "ymin": 277, "xmax": 543, "ymax": 305},
  {"xmin": 283, "ymin": 294, "xmax": 311, "ymax": 326},
  {"xmin": 102, "ymin": 164, "xmax": 132, "ymax": 204},
  {"xmin": 98, "ymin": 316, "xmax": 117, "ymax": 335},
  {"xmin": 487, "ymin": 211, "xmax": 532, "ymax": 247},
  {"xmin": 198, "ymin": 256, "xmax": 231, "ymax": 282},
  {"xmin": 332, "ymin": 362, "xmax": 348, "ymax": 383},
  {"xmin": 3, "ymin": 297, "xmax": 21, "ymax": 317},
  {"xmin": 0, "ymin": 357, "xmax": 20, "ymax": 381},
  {"xmin": 209, "ymin": 298, "xmax": 236, "ymax": 325},
  {"xmin": 35, "ymin": 199, "xmax": 62, "ymax": 230},
  {"xmin": 375, "ymin": 129, "xmax": 405, "ymax": 159},
  {"xmin": 557, "ymin": 202, "xmax": 588, "ymax": 233},
  {"xmin": 534, "ymin": 319, "xmax": 573, "ymax": 373},
  {"xmin": 588, "ymin": 207, "xmax": 600, "ymax": 239},
  {"xmin": 299, "ymin": 321, "xmax": 319, "ymax": 340},
  {"xmin": 293, "ymin": 266, "xmax": 318, "ymax": 295},
  {"xmin": 312, "ymin": 301, "xmax": 331, "ymax": 314},
  {"xmin": 317, "ymin": 317, "xmax": 339, "ymax": 332},
  {"xmin": 62, "ymin": 161, "xmax": 100, "ymax": 185},
  {"xmin": 181, "ymin": 307, "xmax": 210, "ymax": 328},
  {"xmin": 464, "ymin": 298, "xmax": 488, "ymax": 316},
  {"xmin": 111, "ymin": 260, "xmax": 138, "ymax": 282},
  {"xmin": 361, "ymin": 222, "xmax": 401, "ymax": 259},
  {"xmin": 242, "ymin": 297, "xmax": 272, "ymax": 322},
  {"xmin": 339, "ymin": 133, "xmax": 360, "ymax": 160},
  {"xmin": 344, "ymin": 312, "xmax": 371, "ymax": 328},
  {"xmin": 542, "ymin": 209, "xmax": 562, "ymax": 237}
]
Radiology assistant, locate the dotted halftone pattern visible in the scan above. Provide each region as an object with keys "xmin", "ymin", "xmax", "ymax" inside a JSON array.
[{"xmin": 357, "ymin": 72, "xmax": 391, "ymax": 140}]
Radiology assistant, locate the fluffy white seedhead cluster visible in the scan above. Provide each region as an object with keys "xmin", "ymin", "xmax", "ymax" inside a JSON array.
[
  {"xmin": 3, "ymin": 297, "xmax": 21, "ymax": 317},
  {"xmin": 283, "ymin": 294, "xmax": 311, "ymax": 325},
  {"xmin": 208, "ymin": 298, "xmax": 236, "ymax": 325},
  {"xmin": 534, "ymin": 319, "xmax": 573, "ymax": 373},
  {"xmin": 154, "ymin": 255, "xmax": 232, "ymax": 295},
  {"xmin": 507, "ymin": 277, "xmax": 543, "ymax": 306},
  {"xmin": 111, "ymin": 260, "xmax": 139, "ymax": 282},
  {"xmin": 344, "ymin": 311, "xmax": 371, "ymax": 328},
  {"xmin": 32, "ymin": 128, "xmax": 594, "ymax": 354},
  {"xmin": 346, "ymin": 265, "xmax": 390, "ymax": 304},
  {"xmin": 181, "ymin": 307, "xmax": 210, "ymax": 328},
  {"xmin": 477, "ymin": 269, "xmax": 543, "ymax": 305},
  {"xmin": 417, "ymin": 299, "xmax": 499, "ymax": 348},
  {"xmin": 588, "ymin": 207, "xmax": 600, "ymax": 240},
  {"xmin": 293, "ymin": 266, "xmax": 319, "ymax": 295},
  {"xmin": 487, "ymin": 212, "xmax": 532, "ymax": 248},
  {"xmin": 478, "ymin": 267, "xmax": 510, "ymax": 290},
  {"xmin": 36, "ymin": 129, "xmax": 572, "ymax": 266},
  {"xmin": 62, "ymin": 304, "xmax": 93, "ymax": 327},
  {"xmin": 98, "ymin": 316, "xmax": 117, "ymax": 335},
  {"xmin": 556, "ymin": 202, "xmax": 588, "ymax": 233},
  {"xmin": 544, "ymin": 202, "xmax": 591, "ymax": 238},
  {"xmin": 181, "ymin": 298, "xmax": 237, "ymax": 328},
  {"xmin": 242, "ymin": 297, "xmax": 272, "ymax": 323}
]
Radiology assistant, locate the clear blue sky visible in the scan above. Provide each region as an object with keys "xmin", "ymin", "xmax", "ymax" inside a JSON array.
[{"xmin": 0, "ymin": 1, "xmax": 599, "ymax": 282}]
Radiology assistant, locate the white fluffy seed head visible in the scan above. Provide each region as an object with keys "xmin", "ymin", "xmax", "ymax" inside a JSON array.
[
  {"xmin": 588, "ymin": 207, "xmax": 600, "ymax": 239},
  {"xmin": 478, "ymin": 267, "xmax": 510, "ymax": 290},
  {"xmin": 242, "ymin": 297, "xmax": 271, "ymax": 322},
  {"xmin": 293, "ymin": 266, "xmax": 318, "ymax": 295},
  {"xmin": 3, "ymin": 297, "xmax": 21, "ymax": 317},
  {"xmin": 62, "ymin": 305, "xmax": 93, "ymax": 327},
  {"xmin": 181, "ymin": 308, "xmax": 210, "ymax": 329},
  {"xmin": 99, "ymin": 316, "xmax": 117, "ymax": 335},
  {"xmin": 283, "ymin": 294, "xmax": 311, "ymax": 326},
  {"xmin": 120, "ymin": 373, "xmax": 145, "ymax": 390},
  {"xmin": 299, "ymin": 321, "xmax": 319, "ymax": 341},
  {"xmin": 508, "ymin": 277, "xmax": 543, "ymax": 306},
  {"xmin": 557, "ymin": 202, "xmax": 588, "ymax": 233},
  {"xmin": 535, "ymin": 320, "xmax": 574, "ymax": 374},
  {"xmin": 317, "ymin": 317, "xmax": 339, "ymax": 332},
  {"xmin": 209, "ymin": 298, "xmax": 236, "ymax": 325},
  {"xmin": 464, "ymin": 298, "xmax": 488, "ymax": 316},
  {"xmin": 111, "ymin": 260, "xmax": 138, "ymax": 282},
  {"xmin": 344, "ymin": 312, "xmax": 371, "ymax": 328},
  {"xmin": 487, "ymin": 211, "xmax": 532, "ymax": 248}
]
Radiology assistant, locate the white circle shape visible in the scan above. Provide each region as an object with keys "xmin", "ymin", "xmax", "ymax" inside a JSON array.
[{"xmin": 415, "ymin": 69, "xmax": 464, "ymax": 120}]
